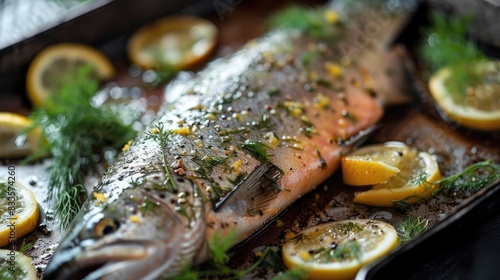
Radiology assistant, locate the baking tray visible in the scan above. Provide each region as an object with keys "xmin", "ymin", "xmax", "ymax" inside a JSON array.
[
  {"xmin": 1, "ymin": 0, "xmax": 500, "ymax": 279},
  {"xmin": 0, "ymin": 0, "xmax": 214, "ymax": 99}
]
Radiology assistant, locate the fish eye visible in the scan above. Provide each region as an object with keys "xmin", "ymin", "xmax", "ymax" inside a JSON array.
[{"xmin": 93, "ymin": 217, "xmax": 120, "ymax": 238}]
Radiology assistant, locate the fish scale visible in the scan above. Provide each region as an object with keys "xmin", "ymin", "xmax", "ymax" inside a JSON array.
[{"xmin": 44, "ymin": 1, "xmax": 414, "ymax": 279}]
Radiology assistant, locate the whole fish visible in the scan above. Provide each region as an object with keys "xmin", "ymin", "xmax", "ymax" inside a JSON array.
[{"xmin": 44, "ymin": 1, "xmax": 413, "ymax": 279}]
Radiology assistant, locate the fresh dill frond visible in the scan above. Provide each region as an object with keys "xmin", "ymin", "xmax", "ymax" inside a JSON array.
[
  {"xmin": 28, "ymin": 66, "xmax": 137, "ymax": 228},
  {"xmin": 145, "ymin": 122, "xmax": 178, "ymax": 192},
  {"xmin": 393, "ymin": 199, "xmax": 410, "ymax": 212},
  {"xmin": 268, "ymin": 5, "xmax": 341, "ymax": 40},
  {"xmin": 19, "ymin": 239, "xmax": 33, "ymax": 253},
  {"xmin": 420, "ymin": 12, "xmax": 487, "ymax": 96},
  {"xmin": 393, "ymin": 192, "xmax": 428, "ymax": 212},
  {"xmin": 397, "ymin": 216, "xmax": 428, "ymax": 243},
  {"xmin": 173, "ymin": 235, "xmax": 306, "ymax": 279},
  {"xmin": 435, "ymin": 160, "xmax": 500, "ymax": 193},
  {"xmin": 209, "ymin": 230, "xmax": 239, "ymax": 266},
  {"xmin": 395, "ymin": 160, "xmax": 500, "ymax": 208}
]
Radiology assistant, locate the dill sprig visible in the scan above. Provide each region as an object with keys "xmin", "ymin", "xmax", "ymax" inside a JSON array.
[
  {"xmin": 145, "ymin": 122, "xmax": 178, "ymax": 192},
  {"xmin": 435, "ymin": 160, "xmax": 500, "ymax": 193},
  {"xmin": 397, "ymin": 216, "xmax": 428, "ymax": 243},
  {"xmin": 420, "ymin": 12, "xmax": 487, "ymax": 96},
  {"xmin": 28, "ymin": 66, "xmax": 137, "ymax": 228},
  {"xmin": 174, "ymin": 231, "xmax": 306, "ymax": 280},
  {"xmin": 398, "ymin": 160, "xmax": 500, "ymax": 207},
  {"xmin": 268, "ymin": 5, "xmax": 341, "ymax": 40},
  {"xmin": 18, "ymin": 239, "xmax": 33, "ymax": 253}
]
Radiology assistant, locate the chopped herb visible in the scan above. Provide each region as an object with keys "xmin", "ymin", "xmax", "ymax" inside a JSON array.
[
  {"xmin": 253, "ymin": 114, "xmax": 274, "ymax": 130},
  {"xmin": 228, "ymin": 172, "xmax": 247, "ymax": 186},
  {"xmin": 330, "ymin": 240, "xmax": 362, "ymax": 261},
  {"xmin": 268, "ymin": 88, "xmax": 281, "ymax": 96},
  {"xmin": 175, "ymin": 201, "xmax": 195, "ymax": 226},
  {"xmin": 302, "ymin": 126, "xmax": 316, "ymax": 138},
  {"xmin": 242, "ymin": 140, "xmax": 271, "ymax": 162},
  {"xmin": 301, "ymin": 50, "xmax": 320, "ymax": 67},
  {"xmin": 343, "ymin": 112, "xmax": 357, "ymax": 122},
  {"xmin": 192, "ymin": 155, "xmax": 230, "ymax": 174},
  {"xmin": 315, "ymin": 78, "xmax": 332, "ymax": 88},
  {"xmin": 289, "ymin": 233, "xmax": 310, "ymax": 244},
  {"xmin": 300, "ymin": 117, "xmax": 316, "ymax": 138},
  {"xmin": 336, "ymin": 221, "xmax": 362, "ymax": 234},
  {"xmin": 140, "ymin": 197, "xmax": 158, "ymax": 215},
  {"xmin": 315, "ymin": 144, "xmax": 327, "ymax": 170}
]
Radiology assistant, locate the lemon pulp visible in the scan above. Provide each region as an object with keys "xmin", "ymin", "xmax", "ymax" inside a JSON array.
[
  {"xmin": 341, "ymin": 141, "xmax": 411, "ymax": 186},
  {"xmin": 0, "ymin": 249, "xmax": 38, "ymax": 280},
  {"xmin": 429, "ymin": 61, "xmax": 500, "ymax": 131},
  {"xmin": 0, "ymin": 180, "xmax": 39, "ymax": 247},
  {"xmin": 351, "ymin": 145, "xmax": 441, "ymax": 207},
  {"xmin": 282, "ymin": 219, "xmax": 399, "ymax": 280},
  {"xmin": 127, "ymin": 15, "xmax": 218, "ymax": 70},
  {"xmin": 26, "ymin": 43, "xmax": 115, "ymax": 106}
]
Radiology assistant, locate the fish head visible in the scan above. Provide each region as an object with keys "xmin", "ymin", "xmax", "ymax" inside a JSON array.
[{"xmin": 44, "ymin": 175, "xmax": 206, "ymax": 280}]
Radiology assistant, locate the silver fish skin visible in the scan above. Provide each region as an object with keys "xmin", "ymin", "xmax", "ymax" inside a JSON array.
[{"xmin": 44, "ymin": 1, "xmax": 414, "ymax": 279}]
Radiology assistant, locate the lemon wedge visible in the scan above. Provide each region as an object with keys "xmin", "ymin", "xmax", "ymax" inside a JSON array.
[
  {"xmin": 26, "ymin": 43, "xmax": 115, "ymax": 106},
  {"xmin": 429, "ymin": 61, "xmax": 500, "ymax": 131},
  {"xmin": 0, "ymin": 112, "xmax": 43, "ymax": 159},
  {"xmin": 352, "ymin": 144, "xmax": 441, "ymax": 207},
  {"xmin": 127, "ymin": 15, "xmax": 218, "ymax": 70},
  {"xmin": 282, "ymin": 219, "xmax": 399, "ymax": 280},
  {"xmin": 0, "ymin": 249, "xmax": 38, "ymax": 280},
  {"xmin": 0, "ymin": 180, "xmax": 40, "ymax": 247},
  {"xmin": 341, "ymin": 141, "xmax": 411, "ymax": 186}
]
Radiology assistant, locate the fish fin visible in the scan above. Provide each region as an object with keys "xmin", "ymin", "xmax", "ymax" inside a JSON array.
[{"xmin": 214, "ymin": 162, "xmax": 282, "ymax": 216}]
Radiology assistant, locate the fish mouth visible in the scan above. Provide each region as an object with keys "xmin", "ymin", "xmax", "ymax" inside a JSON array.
[{"xmin": 44, "ymin": 240, "xmax": 152, "ymax": 280}]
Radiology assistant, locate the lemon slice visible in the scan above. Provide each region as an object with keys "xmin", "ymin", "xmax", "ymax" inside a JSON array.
[
  {"xmin": 429, "ymin": 61, "xmax": 500, "ymax": 131},
  {"xmin": 0, "ymin": 249, "xmax": 38, "ymax": 280},
  {"xmin": 341, "ymin": 141, "xmax": 411, "ymax": 186},
  {"xmin": 127, "ymin": 15, "xmax": 218, "ymax": 70},
  {"xmin": 0, "ymin": 112, "xmax": 43, "ymax": 159},
  {"xmin": 282, "ymin": 219, "xmax": 399, "ymax": 280},
  {"xmin": 353, "ymin": 145, "xmax": 441, "ymax": 207},
  {"xmin": 26, "ymin": 43, "xmax": 115, "ymax": 106},
  {"xmin": 0, "ymin": 180, "xmax": 40, "ymax": 247}
]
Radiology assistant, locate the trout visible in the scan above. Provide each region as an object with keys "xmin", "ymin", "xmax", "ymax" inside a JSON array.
[{"xmin": 44, "ymin": 1, "xmax": 414, "ymax": 279}]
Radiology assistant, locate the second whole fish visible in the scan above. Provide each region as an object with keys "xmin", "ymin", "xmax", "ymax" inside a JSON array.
[{"xmin": 44, "ymin": 1, "xmax": 414, "ymax": 279}]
